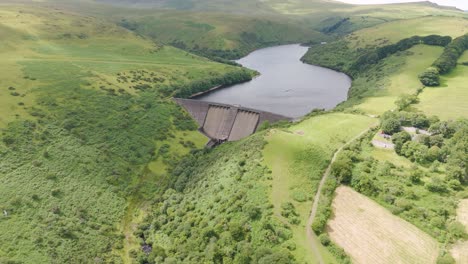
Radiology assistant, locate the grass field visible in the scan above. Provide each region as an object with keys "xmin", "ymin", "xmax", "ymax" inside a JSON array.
[
  {"xmin": 352, "ymin": 45, "xmax": 443, "ymax": 115},
  {"xmin": 328, "ymin": 186, "xmax": 439, "ymax": 264},
  {"xmin": 263, "ymin": 113, "xmax": 376, "ymax": 263},
  {"xmin": 265, "ymin": 0, "xmax": 465, "ymax": 20},
  {"xmin": 346, "ymin": 16, "xmax": 468, "ymax": 49},
  {"xmin": 417, "ymin": 52, "xmax": 468, "ymax": 120}
]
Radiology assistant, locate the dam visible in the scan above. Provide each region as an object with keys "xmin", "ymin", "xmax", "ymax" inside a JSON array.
[{"xmin": 174, "ymin": 98, "xmax": 291, "ymax": 144}]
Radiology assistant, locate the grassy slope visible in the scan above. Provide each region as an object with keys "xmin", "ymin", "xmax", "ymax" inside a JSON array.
[
  {"xmin": 352, "ymin": 45, "xmax": 443, "ymax": 115},
  {"xmin": 115, "ymin": 11, "xmax": 325, "ymax": 57},
  {"xmin": 346, "ymin": 16, "xmax": 468, "ymax": 49},
  {"xmin": 264, "ymin": 113, "xmax": 376, "ymax": 263},
  {"xmin": 8, "ymin": 0, "xmax": 327, "ymax": 59},
  {"xmin": 103, "ymin": 0, "xmax": 467, "ymax": 58},
  {"xmin": 20, "ymin": 0, "xmax": 466, "ymax": 60},
  {"xmin": 417, "ymin": 51, "xmax": 468, "ymax": 120},
  {"xmin": 0, "ymin": 5, "xmax": 244, "ymax": 263},
  {"xmin": 0, "ymin": 5, "xmax": 241, "ymax": 126},
  {"xmin": 302, "ymin": 13, "xmax": 467, "ymax": 117}
]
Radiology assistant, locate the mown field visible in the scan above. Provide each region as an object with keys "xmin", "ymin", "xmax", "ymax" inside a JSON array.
[{"xmin": 328, "ymin": 186, "xmax": 439, "ymax": 264}]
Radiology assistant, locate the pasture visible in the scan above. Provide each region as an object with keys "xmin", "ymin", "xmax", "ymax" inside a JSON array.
[{"xmin": 417, "ymin": 52, "xmax": 468, "ymax": 120}]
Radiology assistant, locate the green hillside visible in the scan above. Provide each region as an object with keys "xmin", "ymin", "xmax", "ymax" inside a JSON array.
[
  {"xmin": 0, "ymin": 4, "xmax": 251, "ymax": 263},
  {"xmin": 115, "ymin": 11, "xmax": 325, "ymax": 59},
  {"xmin": 9, "ymin": 0, "xmax": 466, "ymax": 60}
]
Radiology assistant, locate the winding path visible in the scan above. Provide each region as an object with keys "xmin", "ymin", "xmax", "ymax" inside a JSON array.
[{"xmin": 305, "ymin": 125, "xmax": 376, "ymax": 264}]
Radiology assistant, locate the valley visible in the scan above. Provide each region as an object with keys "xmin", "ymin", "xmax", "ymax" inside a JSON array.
[{"xmin": 0, "ymin": 0, "xmax": 467, "ymax": 264}]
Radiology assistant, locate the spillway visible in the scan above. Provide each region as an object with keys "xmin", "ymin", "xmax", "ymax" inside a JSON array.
[
  {"xmin": 228, "ymin": 110, "xmax": 259, "ymax": 141},
  {"xmin": 174, "ymin": 98, "xmax": 291, "ymax": 144}
]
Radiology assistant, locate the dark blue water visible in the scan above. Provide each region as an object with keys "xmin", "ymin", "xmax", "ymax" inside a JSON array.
[{"xmin": 196, "ymin": 44, "xmax": 351, "ymax": 117}]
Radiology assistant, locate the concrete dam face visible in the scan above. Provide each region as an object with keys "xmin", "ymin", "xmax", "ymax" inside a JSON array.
[{"xmin": 174, "ymin": 98, "xmax": 291, "ymax": 142}]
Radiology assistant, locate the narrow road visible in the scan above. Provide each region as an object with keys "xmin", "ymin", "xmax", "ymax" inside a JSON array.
[
  {"xmin": 306, "ymin": 126, "xmax": 376, "ymax": 264},
  {"xmin": 371, "ymin": 140, "xmax": 395, "ymax": 149}
]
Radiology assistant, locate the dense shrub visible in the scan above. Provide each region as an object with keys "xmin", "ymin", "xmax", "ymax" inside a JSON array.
[
  {"xmin": 167, "ymin": 69, "xmax": 253, "ymax": 98},
  {"xmin": 135, "ymin": 136, "xmax": 300, "ymax": 263},
  {"xmin": 392, "ymin": 131, "xmax": 411, "ymax": 155},
  {"xmin": 331, "ymin": 154, "xmax": 353, "ymax": 184},
  {"xmin": 395, "ymin": 94, "xmax": 419, "ymax": 111},
  {"xmin": 418, "ymin": 67, "xmax": 440, "ymax": 86},
  {"xmin": 437, "ymin": 254, "xmax": 456, "ymax": 264},
  {"xmin": 381, "ymin": 117, "xmax": 401, "ymax": 135}
]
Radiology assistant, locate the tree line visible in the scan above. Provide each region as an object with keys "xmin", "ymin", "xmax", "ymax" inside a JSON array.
[
  {"xmin": 350, "ymin": 35, "xmax": 452, "ymax": 76},
  {"xmin": 419, "ymin": 34, "xmax": 468, "ymax": 86},
  {"xmin": 161, "ymin": 69, "xmax": 253, "ymax": 98}
]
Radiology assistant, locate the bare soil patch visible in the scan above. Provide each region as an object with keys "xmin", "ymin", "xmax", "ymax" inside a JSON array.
[
  {"xmin": 328, "ymin": 186, "xmax": 439, "ymax": 264},
  {"xmin": 456, "ymin": 199, "xmax": 468, "ymax": 232},
  {"xmin": 451, "ymin": 199, "xmax": 468, "ymax": 264},
  {"xmin": 451, "ymin": 241, "xmax": 468, "ymax": 264}
]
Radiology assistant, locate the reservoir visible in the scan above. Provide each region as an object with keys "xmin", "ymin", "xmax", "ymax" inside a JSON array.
[{"xmin": 194, "ymin": 44, "xmax": 352, "ymax": 118}]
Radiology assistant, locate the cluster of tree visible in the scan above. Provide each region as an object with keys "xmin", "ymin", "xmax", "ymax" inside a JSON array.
[
  {"xmin": 321, "ymin": 17, "xmax": 351, "ymax": 34},
  {"xmin": 418, "ymin": 67, "xmax": 440, "ymax": 86},
  {"xmin": 380, "ymin": 111, "xmax": 434, "ymax": 135},
  {"xmin": 301, "ymin": 40, "xmax": 356, "ymax": 74},
  {"xmin": 349, "ymin": 35, "xmax": 452, "ymax": 75},
  {"xmin": 176, "ymin": 42, "xmax": 245, "ymax": 62},
  {"xmin": 381, "ymin": 111, "xmax": 468, "ymax": 184},
  {"xmin": 163, "ymin": 69, "xmax": 253, "ymax": 98}
]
